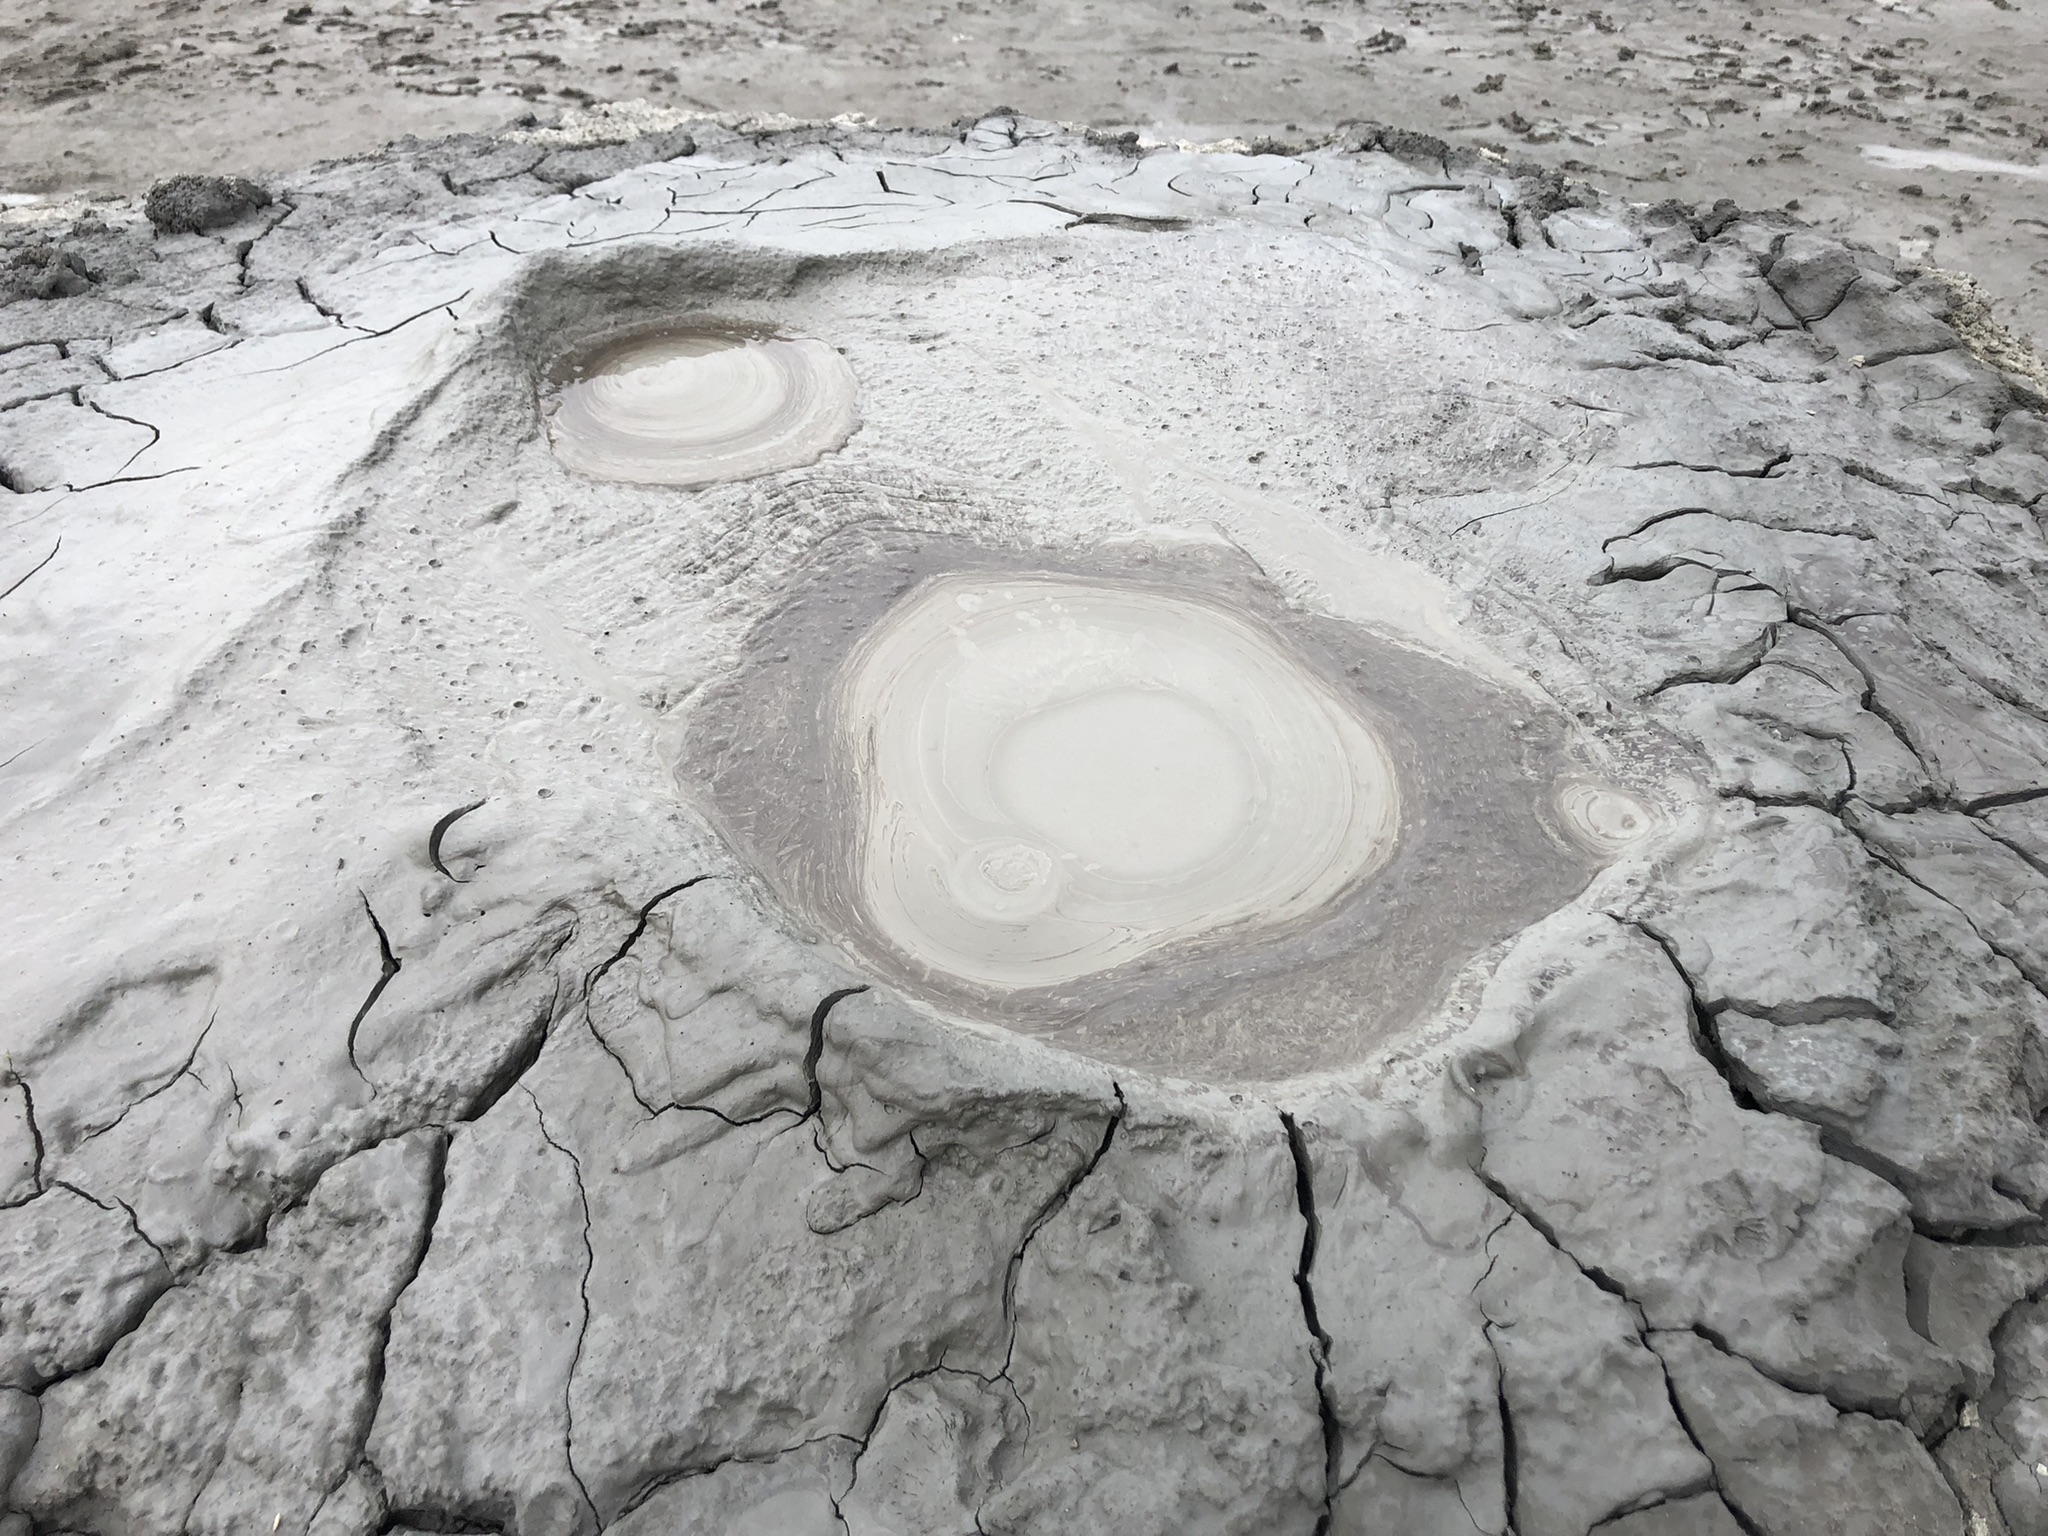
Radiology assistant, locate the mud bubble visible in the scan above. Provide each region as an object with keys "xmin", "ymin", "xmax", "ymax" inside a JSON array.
[{"xmin": 542, "ymin": 322, "xmax": 859, "ymax": 486}]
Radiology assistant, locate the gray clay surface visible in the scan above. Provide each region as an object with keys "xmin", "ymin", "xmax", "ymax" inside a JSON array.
[{"xmin": 3, "ymin": 110, "xmax": 2048, "ymax": 1536}]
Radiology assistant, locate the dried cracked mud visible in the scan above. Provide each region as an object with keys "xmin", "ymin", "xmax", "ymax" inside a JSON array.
[{"xmin": 5, "ymin": 107, "xmax": 2048, "ymax": 1536}]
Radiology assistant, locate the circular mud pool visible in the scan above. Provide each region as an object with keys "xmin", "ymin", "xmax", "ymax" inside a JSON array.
[
  {"xmin": 542, "ymin": 323, "xmax": 859, "ymax": 486},
  {"xmin": 683, "ymin": 529, "xmax": 1654, "ymax": 1081},
  {"xmin": 845, "ymin": 574, "xmax": 1401, "ymax": 989}
]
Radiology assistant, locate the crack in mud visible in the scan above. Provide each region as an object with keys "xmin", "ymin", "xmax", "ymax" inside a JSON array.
[
  {"xmin": 1784, "ymin": 609, "xmax": 1943, "ymax": 792},
  {"xmin": 338, "ymin": 1130, "xmax": 450, "ymax": 1533},
  {"xmin": 0, "ymin": 537, "xmax": 59, "ymax": 604},
  {"xmin": 9, "ymin": 121, "xmax": 2048, "ymax": 1536},
  {"xmin": 1471, "ymin": 1162, "xmax": 1765, "ymax": 1531},
  {"xmin": 1640, "ymin": 626, "xmax": 1777, "ymax": 697},
  {"xmin": 73, "ymin": 1009, "xmax": 219, "ymax": 1147},
  {"xmin": 78, "ymin": 398, "xmax": 164, "ymax": 486},
  {"xmin": 1622, "ymin": 449, "xmax": 1794, "ymax": 478},
  {"xmin": 802, "ymin": 987, "xmax": 867, "ymax": 1121},
  {"xmin": 1840, "ymin": 805, "xmax": 2048, "ymax": 1008},
  {"xmin": 1281, "ymin": 1112, "xmax": 1342, "ymax": 1536},
  {"xmin": 427, "ymin": 798, "xmax": 487, "ymax": 882},
  {"xmin": 524, "ymin": 1087, "xmax": 601, "ymax": 1532},
  {"xmin": 1617, "ymin": 916, "xmax": 1763, "ymax": 1112},
  {"xmin": 1640, "ymin": 1343, "xmax": 1770, "ymax": 1536},
  {"xmin": 3, "ymin": 1068, "xmax": 47, "ymax": 1204},
  {"xmin": 49, "ymin": 1176, "xmax": 173, "ymax": 1270},
  {"xmin": 1000, "ymin": 1084, "xmax": 1126, "ymax": 1374},
  {"xmin": 1614, "ymin": 916, "xmax": 1989, "ymax": 1429},
  {"xmin": 245, "ymin": 292, "xmax": 470, "ymax": 378},
  {"xmin": 613, "ymin": 1432, "xmax": 861, "ymax": 1526},
  {"xmin": 582, "ymin": 876, "xmax": 715, "ymax": 1001},
  {"xmin": 1487, "ymin": 1323, "xmax": 1521, "ymax": 1536},
  {"xmin": 347, "ymin": 893, "xmax": 404, "ymax": 1081}
]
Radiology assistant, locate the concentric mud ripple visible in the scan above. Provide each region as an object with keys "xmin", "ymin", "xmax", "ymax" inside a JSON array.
[
  {"xmin": 843, "ymin": 575, "xmax": 1401, "ymax": 989},
  {"xmin": 542, "ymin": 324, "xmax": 859, "ymax": 486},
  {"xmin": 1553, "ymin": 780, "xmax": 1658, "ymax": 856}
]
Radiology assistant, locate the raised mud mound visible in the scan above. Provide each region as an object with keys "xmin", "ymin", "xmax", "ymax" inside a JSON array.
[{"xmin": 3, "ymin": 110, "xmax": 2048, "ymax": 1536}]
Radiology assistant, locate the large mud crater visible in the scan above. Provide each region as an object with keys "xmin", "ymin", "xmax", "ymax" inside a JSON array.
[{"xmin": 684, "ymin": 527, "xmax": 1654, "ymax": 1080}]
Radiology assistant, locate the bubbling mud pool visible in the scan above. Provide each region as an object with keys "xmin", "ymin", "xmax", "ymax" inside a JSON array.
[
  {"xmin": 684, "ymin": 530, "xmax": 1662, "ymax": 1080},
  {"xmin": 542, "ymin": 322, "xmax": 859, "ymax": 486}
]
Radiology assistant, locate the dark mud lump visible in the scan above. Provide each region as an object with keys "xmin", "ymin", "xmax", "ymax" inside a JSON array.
[{"xmin": 144, "ymin": 175, "xmax": 272, "ymax": 235}]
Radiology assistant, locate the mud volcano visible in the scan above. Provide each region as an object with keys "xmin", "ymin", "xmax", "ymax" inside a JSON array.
[{"xmin": 6, "ymin": 111, "xmax": 2048, "ymax": 1536}]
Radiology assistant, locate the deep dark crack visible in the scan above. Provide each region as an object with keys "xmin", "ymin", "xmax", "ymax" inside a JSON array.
[
  {"xmin": 1640, "ymin": 625, "xmax": 1777, "ymax": 697},
  {"xmin": 296, "ymin": 276, "xmax": 351, "ymax": 325},
  {"xmin": 1640, "ymin": 1338, "xmax": 1769, "ymax": 1536},
  {"xmin": 1616, "ymin": 915, "xmax": 1761, "ymax": 1112},
  {"xmin": 1622, "ymin": 449, "xmax": 1793, "ymax": 478},
  {"xmin": 1281, "ymin": 1112, "xmax": 1342, "ymax": 1536},
  {"xmin": 340, "ymin": 1130, "xmax": 450, "ymax": 1532},
  {"xmin": 1602, "ymin": 917, "xmax": 1965, "ymax": 1428},
  {"xmin": 1001, "ymin": 1084, "xmax": 1126, "ymax": 1373},
  {"xmin": 427, "ymin": 798, "xmax": 487, "ymax": 882},
  {"xmin": 348, "ymin": 893, "xmax": 403, "ymax": 1081},
  {"xmin": 1488, "ymin": 1326, "xmax": 1521, "ymax": 1536},
  {"xmin": 583, "ymin": 876, "xmax": 714, "ymax": 999},
  {"xmin": 1785, "ymin": 609, "xmax": 1941, "ymax": 790},
  {"xmin": 1473, "ymin": 1172, "xmax": 1764, "ymax": 1531},
  {"xmin": 802, "ymin": 987, "xmax": 867, "ymax": 1120},
  {"xmin": 4, "ymin": 1069, "xmax": 46, "ymax": 1203}
]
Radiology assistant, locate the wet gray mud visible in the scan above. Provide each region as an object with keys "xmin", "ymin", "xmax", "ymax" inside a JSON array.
[
  {"xmin": 686, "ymin": 528, "xmax": 1606, "ymax": 1080},
  {"xmin": 6, "ymin": 111, "xmax": 2048, "ymax": 1536}
]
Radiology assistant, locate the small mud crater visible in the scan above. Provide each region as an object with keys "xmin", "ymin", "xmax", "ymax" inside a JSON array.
[
  {"xmin": 1552, "ymin": 781, "xmax": 1659, "ymax": 857},
  {"xmin": 542, "ymin": 321, "xmax": 859, "ymax": 486}
]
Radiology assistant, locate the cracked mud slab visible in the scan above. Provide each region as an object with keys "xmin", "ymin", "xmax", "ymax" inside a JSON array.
[{"xmin": 4, "ymin": 110, "xmax": 2048, "ymax": 1536}]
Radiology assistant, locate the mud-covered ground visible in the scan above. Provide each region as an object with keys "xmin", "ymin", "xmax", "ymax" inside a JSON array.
[
  {"xmin": 1, "ymin": 0, "xmax": 2045, "ymax": 349},
  {"xmin": 9, "ymin": 112, "xmax": 2048, "ymax": 1535}
]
